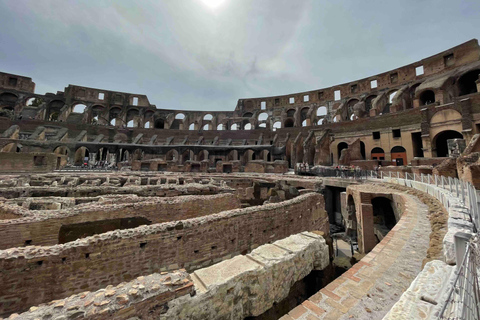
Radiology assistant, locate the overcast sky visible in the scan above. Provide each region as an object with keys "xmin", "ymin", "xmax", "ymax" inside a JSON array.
[{"xmin": 1, "ymin": 0, "xmax": 479, "ymax": 111}]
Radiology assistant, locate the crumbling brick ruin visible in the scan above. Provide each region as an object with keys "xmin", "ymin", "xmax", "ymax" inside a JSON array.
[{"xmin": 1, "ymin": 39, "xmax": 480, "ymax": 319}]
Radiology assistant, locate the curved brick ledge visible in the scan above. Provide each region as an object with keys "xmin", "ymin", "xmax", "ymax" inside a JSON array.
[{"xmin": 282, "ymin": 185, "xmax": 431, "ymax": 319}]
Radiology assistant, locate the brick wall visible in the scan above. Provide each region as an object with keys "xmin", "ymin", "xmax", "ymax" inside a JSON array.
[
  {"xmin": 0, "ymin": 193, "xmax": 240, "ymax": 249},
  {"xmin": 0, "ymin": 192, "xmax": 328, "ymax": 317}
]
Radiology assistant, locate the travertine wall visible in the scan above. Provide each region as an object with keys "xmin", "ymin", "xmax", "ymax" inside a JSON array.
[
  {"xmin": 0, "ymin": 192, "xmax": 328, "ymax": 316},
  {"xmin": 0, "ymin": 193, "xmax": 240, "ymax": 249}
]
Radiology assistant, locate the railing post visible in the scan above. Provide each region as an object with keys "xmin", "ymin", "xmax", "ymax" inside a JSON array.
[
  {"xmin": 455, "ymin": 179, "xmax": 459, "ymax": 197},
  {"xmin": 435, "ymin": 175, "xmax": 438, "ymax": 187},
  {"xmin": 454, "ymin": 232, "xmax": 472, "ymax": 268},
  {"xmin": 397, "ymin": 171, "xmax": 399, "ymax": 179},
  {"xmin": 421, "ymin": 173, "xmax": 424, "ymax": 183},
  {"xmin": 389, "ymin": 171, "xmax": 392, "ymax": 178},
  {"xmin": 413, "ymin": 173, "xmax": 416, "ymax": 182}
]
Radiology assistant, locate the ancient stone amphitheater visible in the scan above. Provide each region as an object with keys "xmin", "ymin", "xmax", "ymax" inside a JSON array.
[{"xmin": 0, "ymin": 39, "xmax": 479, "ymax": 319}]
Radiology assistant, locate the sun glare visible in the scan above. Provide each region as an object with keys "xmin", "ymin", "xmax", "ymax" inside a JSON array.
[{"xmin": 200, "ymin": 0, "xmax": 225, "ymax": 9}]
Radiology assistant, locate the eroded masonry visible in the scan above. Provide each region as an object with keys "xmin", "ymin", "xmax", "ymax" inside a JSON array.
[{"xmin": 0, "ymin": 40, "xmax": 479, "ymax": 319}]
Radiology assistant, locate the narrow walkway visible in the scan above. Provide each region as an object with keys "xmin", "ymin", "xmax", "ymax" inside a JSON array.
[{"xmin": 281, "ymin": 189, "xmax": 431, "ymax": 319}]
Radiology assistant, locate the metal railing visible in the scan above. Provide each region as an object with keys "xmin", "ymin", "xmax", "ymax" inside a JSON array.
[{"xmin": 297, "ymin": 167, "xmax": 480, "ymax": 318}]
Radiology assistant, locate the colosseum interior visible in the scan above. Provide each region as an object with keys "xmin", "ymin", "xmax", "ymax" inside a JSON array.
[{"xmin": 0, "ymin": 39, "xmax": 480, "ymax": 319}]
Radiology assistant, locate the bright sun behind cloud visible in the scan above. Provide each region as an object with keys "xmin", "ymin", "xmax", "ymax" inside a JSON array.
[{"xmin": 199, "ymin": 0, "xmax": 226, "ymax": 9}]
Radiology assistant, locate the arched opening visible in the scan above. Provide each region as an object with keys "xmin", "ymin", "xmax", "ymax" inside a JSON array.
[
  {"xmin": 203, "ymin": 124, "xmax": 210, "ymax": 130},
  {"xmin": 26, "ymin": 97, "xmax": 43, "ymax": 106},
  {"xmin": 53, "ymin": 146, "xmax": 69, "ymax": 156},
  {"xmin": 316, "ymin": 106, "xmax": 327, "ymax": 116},
  {"xmin": 127, "ymin": 120, "xmax": 135, "ymax": 128},
  {"xmin": 259, "ymin": 123, "xmax": 266, "ymax": 128},
  {"xmin": 284, "ymin": 118, "xmax": 294, "ymax": 128},
  {"xmin": 189, "ymin": 123, "xmax": 195, "ymax": 130},
  {"xmin": 258, "ymin": 112, "xmax": 268, "ymax": 121},
  {"xmin": 371, "ymin": 147, "xmax": 385, "ymax": 160},
  {"xmin": 175, "ymin": 113, "xmax": 185, "ymax": 120},
  {"xmin": 433, "ymin": 130, "xmax": 463, "ymax": 157},
  {"xmin": 337, "ymin": 142, "xmax": 348, "ymax": 160},
  {"xmin": 360, "ymin": 141, "xmax": 366, "ymax": 160},
  {"xmin": 391, "ymin": 146, "xmax": 407, "ymax": 166},
  {"xmin": 286, "ymin": 109, "xmax": 295, "ymax": 118},
  {"xmin": 217, "ymin": 123, "xmax": 224, "ymax": 130},
  {"xmin": 302, "ymin": 120, "xmax": 308, "ymax": 127},
  {"xmin": 227, "ymin": 150, "xmax": 238, "ymax": 161},
  {"xmin": 46, "ymin": 100, "xmax": 64, "ymax": 121},
  {"xmin": 0, "ymin": 93, "xmax": 18, "ymax": 109},
  {"xmin": 243, "ymin": 112, "xmax": 253, "ymax": 118},
  {"xmin": 419, "ymin": 90, "xmax": 435, "ymax": 106},
  {"xmin": 182, "ymin": 150, "xmax": 193, "ymax": 163},
  {"xmin": 144, "ymin": 121, "xmax": 151, "ymax": 129},
  {"xmin": 317, "ymin": 118, "xmax": 324, "ymax": 125},
  {"xmin": 243, "ymin": 149, "xmax": 255, "ymax": 164},
  {"xmin": 273, "ymin": 121, "xmax": 281, "ymax": 131},
  {"xmin": 231, "ymin": 123, "xmax": 238, "ymax": 130},
  {"xmin": 347, "ymin": 99, "xmax": 359, "ymax": 120},
  {"xmin": 73, "ymin": 104, "xmax": 87, "ymax": 113},
  {"xmin": 110, "ymin": 118, "xmax": 117, "ymax": 126},
  {"xmin": 333, "ymin": 115, "xmax": 341, "ymax": 123},
  {"xmin": 154, "ymin": 119, "xmax": 165, "ymax": 129},
  {"xmin": 165, "ymin": 149, "xmax": 178, "ymax": 161},
  {"xmin": 458, "ymin": 70, "xmax": 480, "ymax": 96},
  {"xmin": 244, "ymin": 123, "xmax": 252, "ymax": 130},
  {"xmin": 259, "ymin": 150, "xmax": 271, "ymax": 162},
  {"xmin": 372, "ymin": 197, "xmax": 397, "ymax": 241},
  {"xmin": 203, "ymin": 114, "xmax": 213, "ymax": 120},
  {"xmin": 74, "ymin": 147, "xmax": 89, "ymax": 166},
  {"xmin": 198, "ymin": 150, "xmax": 209, "ymax": 162},
  {"xmin": 365, "ymin": 95, "xmax": 377, "ymax": 115}
]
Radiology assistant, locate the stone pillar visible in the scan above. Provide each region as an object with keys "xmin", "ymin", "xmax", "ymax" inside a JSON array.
[
  {"xmin": 88, "ymin": 153, "xmax": 97, "ymax": 167},
  {"xmin": 359, "ymin": 203, "xmax": 376, "ymax": 254},
  {"xmin": 109, "ymin": 153, "xmax": 117, "ymax": 166}
]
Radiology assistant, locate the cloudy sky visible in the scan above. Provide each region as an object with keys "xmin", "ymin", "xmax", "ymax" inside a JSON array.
[{"xmin": 1, "ymin": 0, "xmax": 479, "ymax": 111}]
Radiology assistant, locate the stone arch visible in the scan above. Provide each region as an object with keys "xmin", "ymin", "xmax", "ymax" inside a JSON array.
[
  {"xmin": 371, "ymin": 197, "xmax": 397, "ymax": 238},
  {"xmin": 432, "ymin": 130, "xmax": 463, "ymax": 157},
  {"xmin": 430, "ymin": 109, "xmax": 462, "ymax": 125},
  {"xmin": 181, "ymin": 149, "xmax": 193, "ymax": 163},
  {"xmin": 242, "ymin": 149, "xmax": 256, "ymax": 164},
  {"xmin": 198, "ymin": 150, "xmax": 209, "ymax": 162},
  {"xmin": 0, "ymin": 92, "xmax": 18, "ymax": 110},
  {"xmin": 227, "ymin": 150, "xmax": 238, "ymax": 161},
  {"xmin": 371, "ymin": 147, "xmax": 385, "ymax": 160},
  {"xmin": 259, "ymin": 149, "xmax": 271, "ymax": 162},
  {"xmin": 243, "ymin": 112, "xmax": 253, "ymax": 118},
  {"xmin": 72, "ymin": 104, "xmax": 87, "ymax": 113},
  {"xmin": 457, "ymin": 69, "xmax": 480, "ymax": 96},
  {"xmin": 337, "ymin": 142, "xmax": 348, "ymax": 161},
  {"xmin": 258, "ymin": 112, "xmax": 268, "ymax": 121},
  {"xmin": 273, "ymin": 121, "xmax": 281, "ymax": 131},
  {"xmin": 391, "ymin": 146, "xmax": 407, "ymax": 166},
  {"xmin": 74, "ymin": 147, "xmax": 90, "ymax": 166},
  {"xmin": 316, "ymin": 106, "xmax": 327, "ymax": 117},
  {"xmin": 286, "ymin": 109, "xmax": 295, "ymax": 118},
  {"xmin": 165, "ymin": 149, "xmax": 179, "ymax": 161},
  {"xmin": 53, "ymin": 145, "xmax": 69, "ymax": 156},
  {"xmin": 203, "ymin": 114, "xmax": 213, "ymax": 120},
  {"xmin": 419, "ymin": 90, "xmax": 435, "ymax": 106},
  {"xmin": 347, "ymin": 99, "xmax": 359, "ymax": 120},
  {"xmin": 46, "ymin": 100, "xmax": 64, "ymax": 121}
]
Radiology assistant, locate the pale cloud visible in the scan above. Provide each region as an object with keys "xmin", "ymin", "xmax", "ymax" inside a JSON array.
[{"xmin": 0, "ymin": 0, "xmax": 479, "ymax": 110}]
